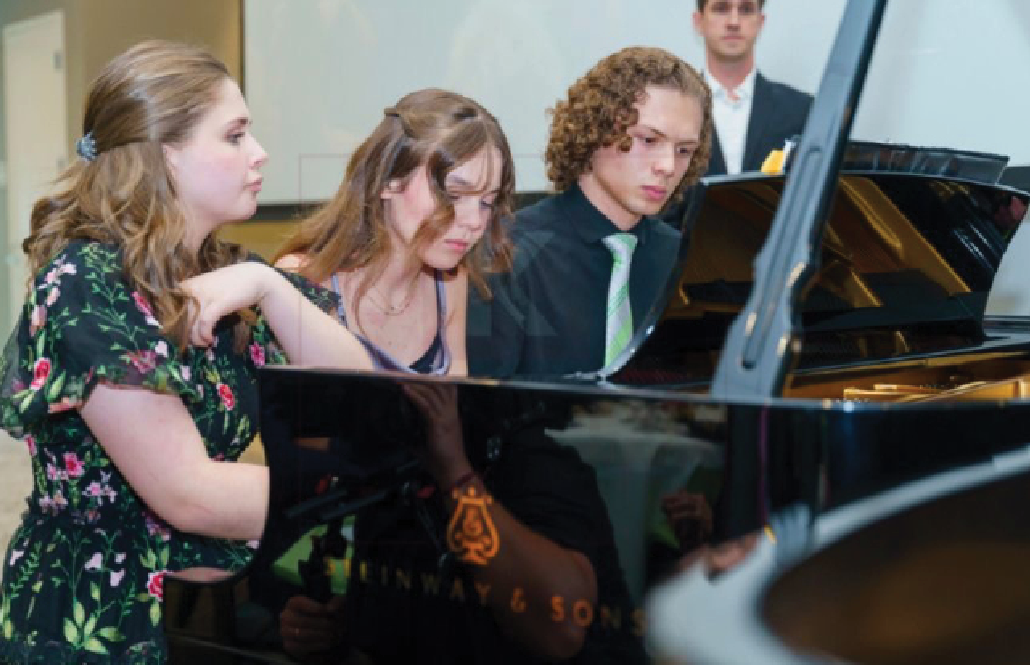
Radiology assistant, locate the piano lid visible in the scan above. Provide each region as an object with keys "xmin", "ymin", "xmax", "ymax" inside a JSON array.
[
  {"xmin": 836, "ymin": 140, "xmax": 1009, "ymax": 185},
  {"xmin": 602, "ymin": 0, "xmax": 1028, "ymax": 394},
  {"xmin": 610, "ymin": 170, "xmax": 1030, "ymax": 388}
]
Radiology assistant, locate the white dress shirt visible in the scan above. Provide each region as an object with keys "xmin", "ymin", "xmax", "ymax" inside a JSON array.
[{"xmin": 705, "ymin": 68, "xmax": 757, "ymax": 175}]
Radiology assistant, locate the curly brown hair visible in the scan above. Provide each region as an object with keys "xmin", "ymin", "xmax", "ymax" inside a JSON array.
[{"xmin": 545, "ymin": 47, "xmax": 713, "ymax": 204}]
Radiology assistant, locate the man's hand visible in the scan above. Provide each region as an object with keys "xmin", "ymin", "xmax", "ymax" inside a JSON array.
[
  {"xmin": 401, "ymin": 382, "xmax": 472, "ymax": 488},
  {"xmin": 279, "ymin": 594, "xmax": 347, "ymax": 661}
]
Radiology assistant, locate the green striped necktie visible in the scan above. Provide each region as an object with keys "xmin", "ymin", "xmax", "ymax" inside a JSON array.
[{"xmin": 602, "ymin": 232, "xmax": 638, "ymax": 367}]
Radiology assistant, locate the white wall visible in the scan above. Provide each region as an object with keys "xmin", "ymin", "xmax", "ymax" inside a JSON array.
[{"xmin": 245, "ymin": 0, "xmax": 1030, "ymax": 203}]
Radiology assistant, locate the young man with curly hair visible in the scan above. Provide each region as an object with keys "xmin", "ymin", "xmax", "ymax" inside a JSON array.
[{"xmin": 468, "ymin": 46, "xmax": 713, "ymax": 377}]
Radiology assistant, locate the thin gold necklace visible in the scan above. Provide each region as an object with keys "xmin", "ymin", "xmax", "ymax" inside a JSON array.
[{"xmin": 368, "ymin": 273, "xmax": 420, "ymax": 316}]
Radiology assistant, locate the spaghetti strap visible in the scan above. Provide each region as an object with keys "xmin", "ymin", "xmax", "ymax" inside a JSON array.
[
  {"xmin": 330, "ymin": 273, "xmax": 349, "ymax": 323},
  {"xmin": 434, "ymin": 269, "xmax": 448, "ymax": 329}
]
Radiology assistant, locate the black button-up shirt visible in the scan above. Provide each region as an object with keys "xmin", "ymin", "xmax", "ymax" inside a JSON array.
[{"xmin": 468, "ymin": 183, "xmax": 682, "ymax": 378}]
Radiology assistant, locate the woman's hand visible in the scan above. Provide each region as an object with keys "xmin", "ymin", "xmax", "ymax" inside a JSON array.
[
  {"xmin": 184, "ymin": 261, "xmax": 374, "ymax": 370},
  {"xmin": 181, "ymin": 262, "xmax": 278, "ymax": 346}
]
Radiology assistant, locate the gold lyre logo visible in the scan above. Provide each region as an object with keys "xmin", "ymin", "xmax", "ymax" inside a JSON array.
[{"xmin": 446, "ymin": 486, "xmax": 499, "ymax": 565}]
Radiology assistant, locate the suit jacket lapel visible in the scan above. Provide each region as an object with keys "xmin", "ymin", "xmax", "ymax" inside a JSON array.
[
  {"xmin": 743, "ymin": 71, "xmax": 773, "ymax": 170},
  {"xmin": 708, "ymin": 133, "xmax": 728, "ymax": 176}
]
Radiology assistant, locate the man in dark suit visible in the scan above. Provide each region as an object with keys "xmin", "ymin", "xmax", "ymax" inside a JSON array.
[
  {"xmin": 694, "ymin": 0, "xmax": 812, "ymax": 176},
  {"xmin": 660, "ymin": 0, "xmax": 810, "ymax": 229}
]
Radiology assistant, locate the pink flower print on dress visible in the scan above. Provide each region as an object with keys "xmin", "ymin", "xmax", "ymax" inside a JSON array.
[
  {"xmin": 30, "ymin": 358, "xmax": 51, "ymax": 390},
  {"xmin": 110, "ymin": 569, "xmax": 125, "ymax": 587},
  {"xmin": 9, "ymin": 550, "xmax": 23, "ymax": 566},
  {"xmin": 48, "ymin": 396, "xmax": 79, "ymax": 414},
  {"xmin": 217, "ymin": 383, "xmax": 236, "ymax": 411},
  {"xmin": 131, "ymin": 291, "xmax": 160, "ymax": 327},
  {"xmin": 147, "ymin": 570, "xmax": 166, "ymax": 602},
  {"xmin": 40, "ymin": 258, "xmax": 75, "ymax": 285},
  {"xmin": 45, "ymin": 288, "xmax": 59, "ymax": 307},
  {"xmin": 143, "ymin": 510, "xmax": 172, "ymax": 542},
  {"xmin": 64, "ymin": 452, "xmax": 85, "ymax": 478},
  {"xmin": 132, "ymin": 291, "xmax": 153, "ymax": 316},
  {"xmin": 249, "ymin": 343, "xmax": 266, "ymax": 367},
  {"xmin": 38, "ymin": 495, "xmax": 55, "ymax": 515},
  {"xmin": 29, "ymin": 305, "xmax": 46, "ymax": 336},
  {"xmin": 154, "ymin": 340, "xmax": 169, "ymax": 358},
  {"xmin": 85, "ymin": 552, "xmax": 103, "ymax": 571},
  {"xmin": 82, "ymin": 481, "xmax": 111, "ymax": 508},
  {"xmin": 127, "ymin": 350, "xmax": 158, "ymax": 375},
  {"xmin": 24, "ymin": 435, "xmax": 36, "ymax": 457}
]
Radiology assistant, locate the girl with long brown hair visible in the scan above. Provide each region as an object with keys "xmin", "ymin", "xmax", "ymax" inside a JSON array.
[
  {"xmin": 0, "ymin": 40, "xmax": 370, "ymax": 663},
  {"xmin": 273, "ymin": 87, "xmax": 515, "ymax": 375}
]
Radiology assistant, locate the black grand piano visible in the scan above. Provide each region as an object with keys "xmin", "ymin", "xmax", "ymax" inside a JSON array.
[{"xmin": 166, "ymin": 2, "xmax": 1030, "ymax": 662}]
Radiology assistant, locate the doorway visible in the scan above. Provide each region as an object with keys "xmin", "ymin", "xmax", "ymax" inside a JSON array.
[{"xmin": 2, "ymin": 9, "xmax": 68, "ymax": 334}]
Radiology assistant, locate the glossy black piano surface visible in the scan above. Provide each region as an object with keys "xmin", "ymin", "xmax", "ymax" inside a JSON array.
[{"xmin": 167, "ymin": 332, "xmax": 1030, "ymax": 663}]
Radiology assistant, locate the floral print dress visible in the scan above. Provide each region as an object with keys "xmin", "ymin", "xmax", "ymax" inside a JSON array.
[{"xmin": 0, "ymin": 241, "xmax": 335, "ymax": 664}]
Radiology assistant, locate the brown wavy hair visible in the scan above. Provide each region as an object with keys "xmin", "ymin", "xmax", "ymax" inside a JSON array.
[
  {"xmin": 545, "ymin": 47, "xmax": 713, "ymax": 204},
  {"xmin": 23, "ymin": 40, "xmax": 250, "ymax": 349},
  {"xmin": 275, "ymin": 88, "xmax": 514, "ymax": 326}
]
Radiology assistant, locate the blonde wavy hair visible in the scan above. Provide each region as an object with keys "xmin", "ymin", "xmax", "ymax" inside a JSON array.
[
  {"xmin": 23, "ymin": 40, "xmax": 249, "ymax": 349},
  {"xmin": 545, "ymin": 47, "xmax": 713, "ymax": 204},
  {"xmin": 275, "ymin": 88, "xmax": 514, "ymax": 329}
]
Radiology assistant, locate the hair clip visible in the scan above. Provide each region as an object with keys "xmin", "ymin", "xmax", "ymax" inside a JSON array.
[
  {"xmin": 76, "ymin": 132, "xmax": 98, "ymax": 162},
  {"xmin": 383, "ymin": 109, "xmax": 400, "ymax": 119}
]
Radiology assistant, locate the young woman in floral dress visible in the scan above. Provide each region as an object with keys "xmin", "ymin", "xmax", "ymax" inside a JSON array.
[{"xmin": 0, "ymin": 41, "xmax": 372, "ymax": 664}]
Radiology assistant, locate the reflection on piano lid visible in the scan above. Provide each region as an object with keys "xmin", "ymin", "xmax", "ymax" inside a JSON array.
[
  {"xmin": 804, "ymin": 140, "xmax": 1009, "ymax": 185},
  {"xmin": 610, "ymin": 171, "xmax": 1030, "ymax": 390},
  {"xmin": 240, "ymin": 366, "xmax": 1030, "ymax": 663},
  {"xmin": 646, "ymin": 450, "xmax": 1030, "ymax": 665}
]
